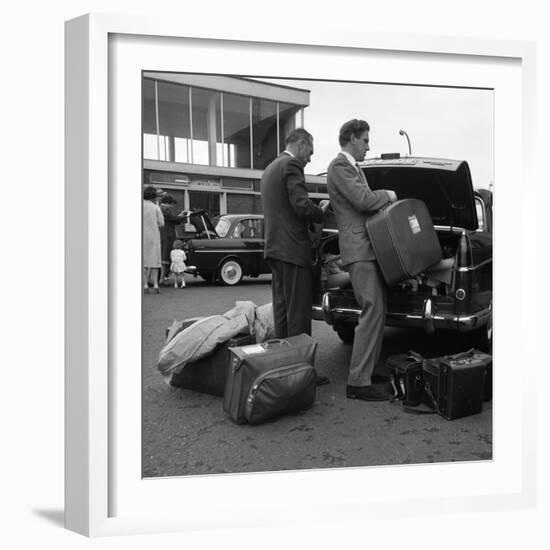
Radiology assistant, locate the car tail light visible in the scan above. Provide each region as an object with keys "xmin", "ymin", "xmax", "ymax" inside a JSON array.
[{"xmin": 456, "ymin": 232, "xmax": 472, "ymax": 269}]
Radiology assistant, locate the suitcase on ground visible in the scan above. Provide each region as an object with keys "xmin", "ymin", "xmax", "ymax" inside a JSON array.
[
  {"xmin": 386, "ymin": 351, "xmax": 424, "ymax": 406},
  {"xmin": 422, "ymin": 349, "xmax": 488, "ymax": 420},
  {"xmin": 223, "ymin": 334, "xmax": 318, "ymax": 425},
  {"xmin": 366, "ymin": 199, "xmax": 442, "ymax": 285},
  {"xmin": 170, "ymin": 333, "xmax": 254, "ymax": 396}
]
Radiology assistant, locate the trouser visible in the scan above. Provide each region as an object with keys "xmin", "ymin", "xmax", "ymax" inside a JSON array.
[
  {"xmin": 268, "ymin": 258, "xmax": 313, "ymax": 338},
  {"xmin": 346, "ymin": 260, "xmax": 387, "ymax": 386}
]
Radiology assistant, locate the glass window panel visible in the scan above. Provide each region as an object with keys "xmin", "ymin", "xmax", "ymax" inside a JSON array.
[
  {"xmin": 222, "ymin": 177, "xmax": 253, "ymax": 190},
  {"xmin": 188, "ymin": 190, "xmax": 220, "ymax": 218},
  {"xmin": 174, "ymin": 137, "xmax": 191, "ymax": 163},
  {"xmin": 191, "ymin": 88, "xmax": 220, "ymax": 166},
  {"xmin": 156, "ymin": 81, "xmax": 191, "ymax": 162},
  {"xmin": 215, "ymin": 218, "xmax": 232, "ymax": 238},
  {"xmin": 251, "ymin": 98, "xmax": 278, "ymax": 169},
  {"xmin": 232, "ymin": 218, "xmax": 263, "ymax": 238},
  {"xmin": 222, "ymin": 93, "xmax": 252, "ymax": 169},
  {"xmin": 226, "ymin": 193, "xmax": 262, "ymax": 214},
  {"xmin": 142, "ymin": 78, "xmax": 157, "ymax": 136},
  {"xmin": 143, "ymin": 133, "xmax": 158, "ymax": 160},
  {"xmin": 278, "ymin": 102, "xmax": 300, "ymax": 151}
]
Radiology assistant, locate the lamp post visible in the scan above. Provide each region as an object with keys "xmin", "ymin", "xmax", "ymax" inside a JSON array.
[{"xmin": 399, "ymin": 129, "xmax": 412, "ymax": 156}]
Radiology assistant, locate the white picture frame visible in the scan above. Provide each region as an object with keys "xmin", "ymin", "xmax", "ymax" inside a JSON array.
[{"xmin": 65, "ymin": 13, "xmax": 537, "ymax": 537}]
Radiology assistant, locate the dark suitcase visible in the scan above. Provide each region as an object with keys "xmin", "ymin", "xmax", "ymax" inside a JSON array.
[
  {"xmin": 170, "ymin": 333, "xmax": 254, "ymax": 396},
  {"xmin": 386, "ymin": 351, "xmax": 424, "ymax": 406},
  {"xmin": 366, "ymin": 199, "xmax": 442, "ymax": 285},
  {"xmin": 422, "ymin": 349, "xmax": 488, "ymax": 420},
  {"xmin": 223, "ymin": 334, "xmax": 318, "ymax": 425}
]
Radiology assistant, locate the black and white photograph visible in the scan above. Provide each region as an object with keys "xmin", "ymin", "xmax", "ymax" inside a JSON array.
[
  {"xmin": 2, "ymin": 0, "xmax": 544, "ymax": 545},
  {"xmin": 141, "ymin": 72, "xmax": 494, "ymax": 478}
]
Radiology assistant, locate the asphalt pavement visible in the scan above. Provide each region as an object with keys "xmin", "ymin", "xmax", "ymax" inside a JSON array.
[{"xmin": 142, "ymin": 274, "xmax": 492, "ymax": 478}]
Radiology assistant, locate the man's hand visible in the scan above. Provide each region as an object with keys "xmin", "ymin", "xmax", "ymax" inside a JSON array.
[
  {"xmin": 386, "ymin": 190, "xmax": 397, "ymax": 202},
  {"xmin": 319, "ymin": 199, "xmax": 330, "ymax": 212}
]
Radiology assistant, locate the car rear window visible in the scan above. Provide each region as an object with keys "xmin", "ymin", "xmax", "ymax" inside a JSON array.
[{"xmin": 215, "ymin": 218, "xmax": 231, "ymax": 237}]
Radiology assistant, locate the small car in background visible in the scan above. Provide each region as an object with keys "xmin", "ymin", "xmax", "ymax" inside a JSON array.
[
  {"xmin": 183, "ymin": 211, "xmax": 269, "ymax": 285},
  {"xmin": 312, "ymin": 156, "xmax": 493, "ymax": 352}
]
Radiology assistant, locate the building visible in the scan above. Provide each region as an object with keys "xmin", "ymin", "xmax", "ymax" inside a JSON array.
[{"xmin": 142, "ymin": 72, "xmax": 328, "ymax": 227}]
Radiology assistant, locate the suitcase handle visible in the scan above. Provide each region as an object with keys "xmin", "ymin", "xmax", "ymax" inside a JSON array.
[
  {"xmin": 263, "ymin": 339, "xmax": 291, "ymax": 348},
  {"xmin": 406, "ymin": 350, "xmax": 424, "ymax": 362}
]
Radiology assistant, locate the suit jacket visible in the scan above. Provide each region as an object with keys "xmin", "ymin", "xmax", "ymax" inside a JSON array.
[
  {"xmin": 261, "ymin": 152, "xmax": 324, "ymax": 267},
  {"xmin": 327, "ymin": 153, "xmax": 392, "ymax": 265}
]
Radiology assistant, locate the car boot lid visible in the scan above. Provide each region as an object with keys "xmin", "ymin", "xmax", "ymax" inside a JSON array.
[{"xmin": 360, "ymin": 157, "xmax": 478, "ymax": 231}]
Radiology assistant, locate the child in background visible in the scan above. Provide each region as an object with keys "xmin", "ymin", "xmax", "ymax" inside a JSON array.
[{"xmin": 170, "ymin": 240, "xmax": 187, "ymax": 288}]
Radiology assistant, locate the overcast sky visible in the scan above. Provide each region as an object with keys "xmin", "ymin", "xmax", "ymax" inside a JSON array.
[{"xmin": 258, "ymin": 78, "xmax": 494, "ymax": 190}]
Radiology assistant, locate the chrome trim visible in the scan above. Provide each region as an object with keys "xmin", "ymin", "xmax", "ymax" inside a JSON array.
[
  {"xmin": 321, "ymin": 292, "xmax": 334, "ymax": 325},
  {"xmin": 194, "ymin": 249, "xmax": 263, "ymax": 253},
  {"xmin": 457, "ymin": 258, "xmax": 492, "ymax": 272},
  {"xmin": 324, "ymin": 305, "xmax": 492, "ymax": 332},
  {"xmin": 422, "ymin": 298, "xmax": 435, "ymax": 334}
]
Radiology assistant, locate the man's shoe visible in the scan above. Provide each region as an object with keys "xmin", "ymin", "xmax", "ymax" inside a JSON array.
[
  {"xmin": 316, "ymin": 375, "xmax": 330, "ymax": 386},
  {"xmin": 346, "ymin": 384, "xmax": 389, "ymax": 401}
]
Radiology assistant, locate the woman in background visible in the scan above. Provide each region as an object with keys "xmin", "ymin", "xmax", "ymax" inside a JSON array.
[
  {"xmin": 159, "ymin": 194, "xmax": 187, "ymax": 282},
  {"xmin": 143, "ymin": 186, "xmax": 165, "ymax": 293}
]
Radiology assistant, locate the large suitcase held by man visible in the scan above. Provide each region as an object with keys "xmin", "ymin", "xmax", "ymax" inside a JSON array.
[
  {"xmin": 223, "ymin": 334, "xmax": 318, "ymax": 425},
  {"xmin": 366, "ymin": 199, "xmax": 442, "ymax": 286},
  {"xmin": 170, "ymin": 332, "xmax": 254, "ymax": 396},
  {"xmin": 422, "ymin": 349, "xmax": 489, "ymax": 420}
]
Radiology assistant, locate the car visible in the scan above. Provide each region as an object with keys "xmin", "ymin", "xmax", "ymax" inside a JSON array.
[
  {"xmin": 311, "ymin": 156, "xmax": 493, "ymax": 352},
  {"xmin": 183, "ymin": 211, "xmax": 270, "ymax": 285}
]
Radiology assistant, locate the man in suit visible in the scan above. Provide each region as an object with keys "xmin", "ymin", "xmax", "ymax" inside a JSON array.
[
  {"xmin": 327, "ymin": 119, "xmax": 397, "ymax": 401},
  {"xmin": 261, "ymin": 128, "xmax": 328, "ymax": 339}
]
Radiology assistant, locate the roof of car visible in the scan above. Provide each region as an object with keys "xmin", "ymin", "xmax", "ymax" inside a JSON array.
[
  {"xmin": 360, "ymin": 156, "xmax": 463, "ymax": 171},
  {"xmin": 219, "ymin": 214, "xmax": 264, "ymax": 220}
]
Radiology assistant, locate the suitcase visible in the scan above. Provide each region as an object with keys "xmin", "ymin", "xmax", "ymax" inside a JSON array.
[
  {"xmin": 422, "ymin": 349, "xmax": 488, "ymax": 420},
  {"xmin": 386, "ymin": 351, "xmax": 424, "ymax": 406},
  {"xmin": 366, "ymin": 199, "xmax": 443, "ymax": 286},
  {"xmin": 223, "ymin": 334, "xmax": 318, "ymax": 425},
  {"xmin": 170, "ymin": 333, "xmax": 254, "ymax": 396}
]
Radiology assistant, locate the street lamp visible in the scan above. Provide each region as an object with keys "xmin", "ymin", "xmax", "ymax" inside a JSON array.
[{"xmin": 399, "ymin": 129, "xmax": 412, "ymax": 156}]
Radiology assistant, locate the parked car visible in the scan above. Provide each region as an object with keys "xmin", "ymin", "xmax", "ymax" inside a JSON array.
[
  {"xmin": 311, "ymin": 156, "xmax": 493, "ymax": 352},
  {"xmin": 183, "ymin": 211, "xmax": 270, "ymax": 285}
]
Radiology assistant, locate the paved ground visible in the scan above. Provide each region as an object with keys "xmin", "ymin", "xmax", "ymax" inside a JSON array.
[{"xmin": 142, "ymin": 274, "xmax": 492, "ymax": 478}]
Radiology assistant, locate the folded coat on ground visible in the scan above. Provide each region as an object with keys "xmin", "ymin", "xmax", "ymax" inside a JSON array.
[{"xmin": 157, "ymin": 301, "xmax": 257, "ymax": 378}]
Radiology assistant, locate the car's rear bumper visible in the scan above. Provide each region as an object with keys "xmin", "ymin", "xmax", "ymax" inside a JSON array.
[{"xmin": 313, "ymin": 294, "xmax": 492, "ymax": 333}]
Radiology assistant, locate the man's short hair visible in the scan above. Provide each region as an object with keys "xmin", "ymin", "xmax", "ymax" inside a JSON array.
[
  {"xmin": 338, "ymin": 119, "xmax": 370, "ymax": 147},
  {"xmin": 285, "ymin": 128, "xmax": 313, "ymax": 146}
]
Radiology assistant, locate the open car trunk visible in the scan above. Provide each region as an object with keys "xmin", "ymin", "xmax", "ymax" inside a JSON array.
[{"xmin": 315, "ymin": 228, "xmax": 462, "ymax": 302}]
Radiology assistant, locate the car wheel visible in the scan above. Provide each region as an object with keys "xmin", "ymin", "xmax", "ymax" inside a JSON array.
[
  {"xmin": 335, "ymin": 323, "xmax": 355, "ymax": 344},
  {"xmin": 200, "ymin": 272, "xmax": 216, "ymax": 284},
  {"xmin": 218, "ymin": 259, "xmax": 243, "ymax": 286}
]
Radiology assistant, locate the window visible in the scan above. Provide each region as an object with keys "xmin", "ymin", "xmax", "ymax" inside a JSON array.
[
  {"xmin": 215, "ymin": 218, "xmax": 232, "ymax": 238},
  {"xmin": 231, "ymin": 218, "xmax": 264, "ymax": 238},
  {"xmin": 143, "ymin": 77, "xmax": 306, "ymax": 170},
  {"xmin": 226, "ymin": 193, "xmax": 262, "ymax": 214},
  {"xmin": 251, "ymin": 98, "xmax": 278, "ymax": 169},
  {"xmin": 188, "ymin": 190, "xmax": 220, "ymax": 218},
  {"xmin": 157, "ymin": 81, "xmax": 191, "ymax": 162},
  {"xmin": 221, "ymin": 93, "xmax": 252, "ymax": 169},
  {"xmin": 475, "ymin": 197, "xmax": 486, "ymax": 231}
]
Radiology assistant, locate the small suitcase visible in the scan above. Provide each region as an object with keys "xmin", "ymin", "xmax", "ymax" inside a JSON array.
[
  {"xmin": 422, "ymin": 349, "xmax": 487, "ymax": 420},
  {"xmin": 223, "ymin": 334, "xmax": 318, "ymax": 425},
  {"xmin": 366, "ymin": 199, "xmax": 442, "ymax": 286},
  {"xmin": 170, "ymin": 333, "xmax": 254, "ymax": 396},
  {"xmin": 386, "ymin": 351, "xmax": 424, "ymax": 406}
]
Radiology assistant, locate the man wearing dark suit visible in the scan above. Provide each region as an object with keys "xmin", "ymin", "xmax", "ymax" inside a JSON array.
[
  {"xmin": 327, "ymin": 119, "xmax": 397, "ymax": 401},
  {"xmin": 261, "ymin": 128, "xmax": 327, "ymax": 338}
]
